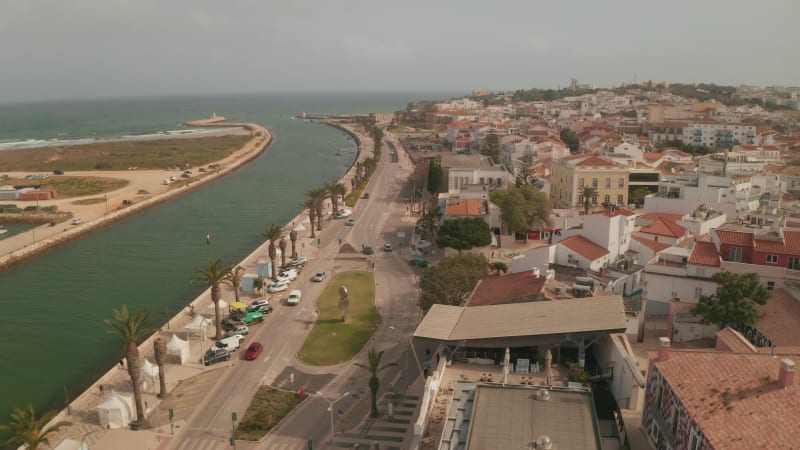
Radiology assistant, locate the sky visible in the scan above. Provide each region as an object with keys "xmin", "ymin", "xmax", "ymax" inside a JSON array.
[{"xmin": 1, "ymin": 0, "xmax": 798, "ymax": 102}]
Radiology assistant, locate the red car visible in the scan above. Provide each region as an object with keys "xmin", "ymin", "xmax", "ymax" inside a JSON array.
[{"xmin": 245, "ymin": 342, "xmax": 263, "ymax": 361}]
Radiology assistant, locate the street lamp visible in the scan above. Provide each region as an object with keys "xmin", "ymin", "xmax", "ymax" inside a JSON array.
[{"xmin": 316, "ymin": 391, "xmax": 349, "ymax": 445}]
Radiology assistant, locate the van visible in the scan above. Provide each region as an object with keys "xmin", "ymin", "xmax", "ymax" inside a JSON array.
[{"xmin": 214, "ymin": 336, "xmax": 241, "ymax": 352}]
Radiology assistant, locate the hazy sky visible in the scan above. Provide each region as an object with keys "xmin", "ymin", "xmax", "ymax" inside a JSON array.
[{"xmin": 2, "ymin": 0, "xmax": 797, "ymax": 102}]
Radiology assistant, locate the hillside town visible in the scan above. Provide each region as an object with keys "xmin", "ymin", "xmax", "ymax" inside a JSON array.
[{"xmin": 388, "ymin": 82, "xmax": 800, "ymax": 450}]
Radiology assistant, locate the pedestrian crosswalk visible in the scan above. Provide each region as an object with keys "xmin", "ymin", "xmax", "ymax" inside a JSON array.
[{"xmin": 173, "ymin": 436, "xmax": 230, "ymax": 450}]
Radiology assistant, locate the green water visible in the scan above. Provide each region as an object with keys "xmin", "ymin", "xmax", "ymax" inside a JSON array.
[{"xmin": 0, "ymin": 92, "xmax": 462, "ymax": 425}]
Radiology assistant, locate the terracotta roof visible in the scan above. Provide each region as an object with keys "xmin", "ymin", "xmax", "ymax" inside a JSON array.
[
  {"xmin": 715, "ymin": 328, "xmax": 758, "ymax": 353},
  {"xmin": 639, "ymin": 217, "xmax": 687, "ymax": 238},
  {"xmin": 754, "ymin": 289, "xmax": 800, "ymax": 347},
  {"xmin": 599, "ymin": 208, "xmax": 635, "ymax": 218},
  {"xmin": 643, "ymin": 152, "xmax": 664, "ymax": 161},
  {"xmin": 467, "ymin": 272, "xmax": 547, "ymax": 307},
  {"xmin": 652, "ymin": 351, "xmax": 800, "ymax": 449},
  {"xmin": 639, "ymin": 212, "xmax": 684, "ymax": 223},
  {"xmin": 445, "ymin": 199, "xmax": 484, "ymax": 217},
  {"xmin": 559, "ymin": 235, "xmax": 609, "ymax": 261},
  {"xmin": 753, "ymin": 231, "xmax": 800, "ymax": 255},
  {"xmin": 631, "ymin": 235, "xmax": 671, "ymax": 253},
  {"xmin": 687, "ymin": 241, "xmax": 720, "ymax": 267},
  {"xmin": 574, "ymin": 156, "xmax": 624, "ymax": 168},
  {"xmin": 665, "ymin": 149, "xmax": 692, "ymax": 158},
  {"xmin": 715, "ymin": 229, "xmax": 754, "ymax": 247}
]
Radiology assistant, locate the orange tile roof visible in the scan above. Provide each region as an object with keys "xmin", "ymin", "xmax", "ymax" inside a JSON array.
[
  {"xmin": 639, "ymin": 212, "xmax": 684, "ymax": 223},
  {"xmin": 559, "ymin": 235, "xmax": 609, "ymax": 261},
  {"xmin": 631, "ymin": 235, "xmax": 671, "ymax": 253},
  {"xmin": 574, "ymin": 156, "xmax": 624, "ymax": 168},
  {"xmin": 687, "ymin": 241, "xmax": 720, "ymax": 267},
  {"xmin": 445, "ymin": 200, "xmax": 484, "ymax": 217},
  {"xmin": 753, "ymin": 231, "xmax": 800, "ymax": 254},
  {"xmin": 755, "ymin": 289, "xmax": 800, "ymax": 347},
  {"xmin": 639, "ymin": 217, "xmax": 687, "ymax": 238},
  {"xmin": 467, "ymin": 272, "xmax": 547, "ymax": 307},
  {"xmin": 715, "ymin": 229, "xmax": 754, "ymax": 246},
  {"xmin": 653, "ymin": 351, "xmax": 800, "ymax": 449}
]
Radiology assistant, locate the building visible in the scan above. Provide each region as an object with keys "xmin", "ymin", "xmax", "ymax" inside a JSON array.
[
  {"xmin": 681, "ymin": 121, "xmax": 756, "ymax": 147},
  {"xmin": 550, "ymin": 154, "xmax": 629, "ymax": 211},
  {"xmin": 642, "ymin": 338, "xmax": 800, "ymax": 449},
  {"xmin": 713, "ymin": 227, "xmax": 800, "ymax": 289},
  {"xmin": 440, "ymin": 154, "xmax": 510, "ymax": 193},
  {"xmin": 697, "ymin": 151, "xmax": 768, "ymax": 175},
  {"xmin": 643, "ymin": 242, "xmax": 721, "ymax": 309}
]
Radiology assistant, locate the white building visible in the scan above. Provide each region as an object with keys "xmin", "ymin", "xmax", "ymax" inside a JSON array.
[
  {"xmin": 440, "ymin": 154, "xmax": 511, "ymax": 193},
  {"xmin": 643, "ymin": 242, "xmax": 721, "ymax": 312},
  {"xmin": 644, "ymin": 172, "xmax": 759, "ymax": 219},
  {"xmin": 681, "ymin": 121, "xmax": 756, "ymax": 147},
  {"xmin": 698, "ymin": 151, "xmax": 768, "ymax": 175}
]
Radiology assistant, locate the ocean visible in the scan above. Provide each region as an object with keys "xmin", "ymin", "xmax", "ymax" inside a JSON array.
[{"xmin": 0, "ymin": 92, "xmax": 461, "ymax": 429}]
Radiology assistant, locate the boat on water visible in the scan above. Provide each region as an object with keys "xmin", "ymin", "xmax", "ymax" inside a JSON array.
[
  {"xmin": 0, "ymin": 229, "xmax": 8, "ymax": 236},
  {"xmin": 336, "ymin": 149, "xmax": 343, "ymax": 156}
]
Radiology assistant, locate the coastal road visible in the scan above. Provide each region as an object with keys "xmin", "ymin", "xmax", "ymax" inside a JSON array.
[{"xmin": 167, "ymin": 130, "xmax": 422, "ymax": 449}]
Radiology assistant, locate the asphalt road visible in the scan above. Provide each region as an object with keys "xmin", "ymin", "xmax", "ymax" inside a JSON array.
[{"xmin": 166, "ymin": 130, "xmax": 422, "ymax": 450}]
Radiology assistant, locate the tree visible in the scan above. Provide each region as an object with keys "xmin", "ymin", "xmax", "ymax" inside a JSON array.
[
  {"xmin": 355, "ymin": 349, "xmax": 397, "ymax": 418},
  {"xmin": 306, "ymin": 186, "xmax": 328, "ymax": 232},
  {"xmin": 416, "ymin": 204, "xmax": 441, "ymax": 241},
  {"xmin": 154, "ymin": 337, "xmax": 168, "ymax": 398},
  {"xmin": 0, "ymin": 404, "xmax": 71, "ymax": 450},
  {"xmin": 581, "ymin": 187, "xmax": 597, "ymax": 215},
  {"xmin": 436, "ymin": 217, "xmax": 492, "ymax": 252},
  {"xmin": 302, "ymin": 196, "xmax": 319, "ymax": 239},
  {"xmin": 328, "ymin": 182, "xmax": 346, "ymax": 215},
  {"xmin": 490, "ymin": 186, "xmax": 553, "ymax": 242},
  {"xmin": 560, "ymin": 127, "xmax": 580, "ymax": 153},
  {"xmin": 105, "ymin": 306, "xmax": 153, "ymax": 427},
  {"xmin": 253, "ymin": 275, "xmax": 265, "ymax": 297},
  {"xmin": 691, "ymin": 272, "xmax": 770, "ymax": 329},
  {"xmin": 193, "ymin": 259, "xmax": 233, "ymax": 339},
  {"xmin": 289, "ymin": 228, "xmax": 298, "ymax": 259},
  {"xmin": 515, "ymin": 158, "xmax": 536, "ymax": 188},
  {"xmin": 481, "ymin": 133, "xmax": 500, "ymax": 164},
  {"xmin": 490, "ymin": 261, "xmax": 508, "ymax": 275},
  {"xmin": 279, "ymin": 238, "xmax": 288, "ymax": 268},
  {"xmin": 427, "ymin": 158, "xmax": 444, "ymax": 194},
  {"xmin": 230, "ymin": 265, "xmax": 245, "ymax": 302},
  {"xmin": 420, "ymin": 252, "xmax": 488, "ymax": 311},
  {"xmin": 630, "ymin": 187, "xmax": 652, "ymax": 207},
  {"xmin": 262, "ymin": 224, "xmax": 284, "ymax": 279}
]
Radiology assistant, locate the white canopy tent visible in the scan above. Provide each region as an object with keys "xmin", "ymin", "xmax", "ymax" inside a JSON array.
[
  {"xmin": 96, "ymin": 390, "xmax": 134, "ymax": 429},
  {"xmin": 206, "ymin": 299, "xmax": 229, "ymax": 314},
  {"xmin": 53, "ymin": 438, "xmax": 86, "ymax": 450},
  {"xmin": 166, "ymin": 333, "xmax": 190, "ymax": 364},
  {"xmin": 140, "ymin": 358, "xmax": 159, "ymax": 390},
  {"xmin": 184, "ymin": 314, "xmax": 211, "ymax": 339}
]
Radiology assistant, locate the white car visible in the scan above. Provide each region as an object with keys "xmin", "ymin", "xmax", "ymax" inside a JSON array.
[
  {"xmin": 335, "ymin": 209, "xmax": 353, "ymax": 219},
  {"xmin": 226, "ymin": 325, "xmax": 248, "ymax": 337},
  {"xmin": 312, "ymin": 272, "xmax": 327, "ymax": 282},
  {"xmin": 287, "ymin": 290, "xmax": 302, "ymax": 306},
  {"xmin": 278, "ymin": 268, "xmax": 298, "ymax": 281},
  {"xmin": 71, "ymin": 218, "xmax": 83, "ymax": 225},
  {"xmin": 267, "ymin": 280, "xmax": 289, "ymax": 293}
]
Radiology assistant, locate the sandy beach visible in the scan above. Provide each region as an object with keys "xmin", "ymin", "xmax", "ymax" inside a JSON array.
[{"xmin": 0, "ymin": 117, "xmax": 270, "ymax": 270}]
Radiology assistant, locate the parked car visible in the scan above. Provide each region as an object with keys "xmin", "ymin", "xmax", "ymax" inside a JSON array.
[
  {"xmin": 335, "ymin": 209, "xmax": 353, "ymax": 219},
  {"xmin": 71, "ymin": 218, "xmax": 83, "ymax": 225},
  {"xmin": 122, "ymin": 199, "xmax": 134, "ymax": 205},
  {"xmin": 227, "ymin": 325, "xmax": 249, "ymax": 337},
  {"xmin": 278, "ymin": 268, "xmax": 298, "ymax": 281},
  {"xmin": 363, "ymin": 246, "xmax": 374, "ymax": 255},
  {"xmin": 242, "ymin": 311, "xmax": 264, "ymax": 325},
  {"xmin": 248, "ymin": 299, "xmax": 273, "ymax": 314},
  {"xmin": 287, "ymin": 290, "xmax": 302, "ymax": 306},
  {"xmin": 214, "ymin": 336, "xmax": 241, "ymax": 352},
  {"xmin": 346, "ymin": 218, "xmax": 356, "ymax": 226},
  {"xmin": 363, "ymin": 192, "xmax": 370, "ymax": 199},
  {"xmin": 53, "ymin": 169, "xmax": 64, "ymax": 175},
  {"xmin": 221, "ymin": 318, "xmax": 241, "ymax": 331},
  {"xmin": 383, "ymin": 243, "xmax": 393, "ymax": 252},
  {"xmin": 290, "ymin": 256, "xmax": 308, "ymax": 266},
  {"xmin": 203, "ymin": 348, "xmax": 231, "ymax": 366},
  {"xmin": 410, "ymin": 258, "xmax": 431, "ymax": 268},
  {"xmin": 245, "ymin": 342, "xmax": 263, "ymax": 361},
  {"xmin": 267, "ymin": 279, "xmax": 289, "ymax": 293},
  {"xmin": 312, "ymin": 272, "xmax": 327, "ymax": 282},
  {"xmin": 137, "ymin": 189, "xmax": 149, "ymax": 194}
]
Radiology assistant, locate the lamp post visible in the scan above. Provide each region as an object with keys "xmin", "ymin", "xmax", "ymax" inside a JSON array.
[{"xmin": 316, "ymin": 391, "xmax": 349, "ymax": 445}]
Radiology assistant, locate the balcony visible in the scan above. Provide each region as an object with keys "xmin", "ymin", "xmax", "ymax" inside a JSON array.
[{"xmin": 787, "ymin": 269, "xmax": 800, "ymax": 281}]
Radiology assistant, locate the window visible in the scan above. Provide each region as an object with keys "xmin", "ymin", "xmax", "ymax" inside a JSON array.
[
  {"xmin": 479, "ymin": 177, "xmax": 485, "ymax": 185},
  {"xmin": 591, "ymin": 195, "xmax": 598, "ymax": 206},
  {"xmin": 766, "ymin": 254, "xmax": 778, "ymax": 264},
  {"xmin": 696, "ymin": 268, "xmax": 705, "ymax": 277},
  {"xmin": 592, "ymin": 178, "xmax": 598, "ymax": 188},
  {"xmin": 729, "ymin": 247, "xmax": 742, "ymax": 262},
  {"xmin": 579, "ymin": 178, "xmax": 585, "ymax": 187},
  {"xmin": 788, "ymin": 257, "xmax": 800, "ymax": 270},
  {"xmin": 767, "ymin": 281, "xmax": 775, "ymax": 290},
  {"xmin": 578, "ymin": 195, "xmax": 584, "ymax": 205},
  {"xmin": 618, "ymin": 194, "xmax": 624, "ymax": 205},
  {"xmin": 694, "ymin": 287, "xmax": 703, "ymax": 299},
  {"xmin": 605, "ymin": 178, "xmax": 611, "ymax": 188},
  {"xmin": 619, "ymin": 178, "xmax": 625, "ymax": 187},
  {"xmin": 496, "ymin": 177, "xmax": 502, "ymax": 186}
]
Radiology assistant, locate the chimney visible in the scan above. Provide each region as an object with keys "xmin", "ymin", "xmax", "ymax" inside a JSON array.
[
  {"xmin": 657, "ymin": 337, "xmax": 671, "ymax": 362},
  {"xmin": 778, "ymin": 359, "xmax": 796, "ymax": 389},
  {"xmin": 532, "ymin": 267, "xmax": 540, "ymax": 278}
]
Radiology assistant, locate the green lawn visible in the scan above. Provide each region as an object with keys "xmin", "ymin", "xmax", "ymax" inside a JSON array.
[
  {"xmin": 234, "ymin": 386, "xmax": 305, "ymax": 441},
  {"xmin": 344, "ymin": 182, "xmax": 368, "ymax": 207},
  {"xmin": 298, "ymin": 270, "xmax": 379, "ymax": 365}
]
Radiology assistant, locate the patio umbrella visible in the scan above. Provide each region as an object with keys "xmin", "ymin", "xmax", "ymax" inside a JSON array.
[
  {"xmin": 229, "ymin": 301, "xmax": 248, "ymax": 311},
  {"xmin": 293, "ymin": 223, "xmax": 306, "ymax": 232},
  {"xmin": 502, "ymin": 347, "xmax": 510, "ymax": 385},
  {"xmin": 545, "ymin": 349, "xmax": 553, "ymax": 386}
]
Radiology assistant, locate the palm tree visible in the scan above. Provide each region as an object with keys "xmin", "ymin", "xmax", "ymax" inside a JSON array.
[
  {"xmin": 306, "ymin": 187, "xmax": 328, "ymax": 232},
  {"xmin": 279, "ymin": 238, "xmax": 288, "ymax": 268},
  {"xmin": 230, "ymin": 266, "xmax": 245, "ymax": 302},
  {"xmin": 355, "ymin": 348, "xmax": 398, "ymax": 418},
  {"xmin": 154, "ymin": 337, "xmax": 168, "ymax": 398},
  {"xmin": 253, "ymin": 275, "xmax": 265, "ymax": 298},
  {"xmin": 262, "ymin": 224, "xmax": 284, "ymax": 279},
  {"xmin": 490, "ymin": 261, "xmax": 508, "ymax": 275},
  {"xmin": 289, "ymin": 229, "xmax": 298, "ymax": 259},
  {"xmin": 328, "ymin": 182, "xmax": 345, "ymax": 215},
  {"xmin": 581, "ymin": 187, "xmax": 597, "ymax": 215},
  {"xmin": 105, "ymin": 306, "xmax": 153, "ymax": 427},
  {"xmin": 193, "ymin": 259, "xmax": 233, "ymax": 340},
  {"xmin": 0, "ymin": 404, "xmax": 71, "ymax": 450},
  {"xmin": 302, "ymin": 197, "xmax": 318, "ymax": 239}
]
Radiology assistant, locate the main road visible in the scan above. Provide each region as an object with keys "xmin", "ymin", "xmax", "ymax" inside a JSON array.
[{"xmin": 167, "ymin": 129, "xmax": 422, "ymax": 450}]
